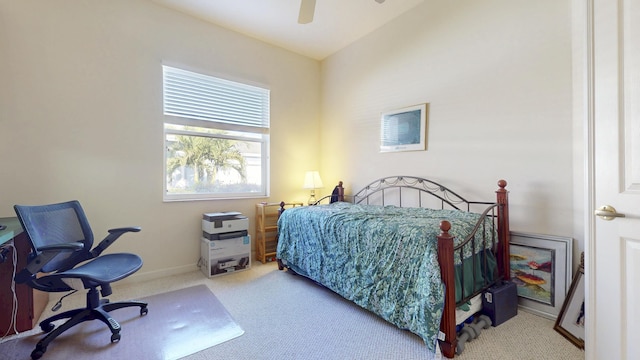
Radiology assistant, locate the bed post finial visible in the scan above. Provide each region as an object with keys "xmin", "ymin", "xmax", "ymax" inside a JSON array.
[
  {"xmin": 439, "ymin": 220, "xmax": 451, "ymax": 233},
  {"xmin": 331, "ymin": 181, "xmax": 345, "ymax": 203},
  {"xmin": 437, "ymin": 220, "xmax": 456, "ymax": 358},
  {"xmin": 496, "ymin": 179, "xmax": 510, "ymax": 281}
]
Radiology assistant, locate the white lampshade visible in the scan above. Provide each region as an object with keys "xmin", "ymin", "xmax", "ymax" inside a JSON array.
[
  {"xmin": 303, "ymin": 171, "xmax": 324, "ymax": 205},
  {"xmin": 303, "ymin": 171, "xmax": 324, "ymax": 190}
]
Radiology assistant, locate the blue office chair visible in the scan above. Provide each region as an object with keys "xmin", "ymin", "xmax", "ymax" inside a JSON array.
[{"xmin": 14, "ymin": 200, "xmax": 147, "ymax": 359}]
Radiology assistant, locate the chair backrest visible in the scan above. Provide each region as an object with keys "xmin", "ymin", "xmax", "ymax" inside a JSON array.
[{"xmin": 14, "ymin": 200, "xmax": 94, "ymax": 273}]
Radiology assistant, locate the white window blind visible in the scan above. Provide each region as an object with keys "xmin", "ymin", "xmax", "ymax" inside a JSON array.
[
  {"xmin": 162, "ymin": 65, "xmax": 270, "ymax": 201},
  {"xmin": 163, "ymin": 66, "xmax": 270, "ymax": 130}
]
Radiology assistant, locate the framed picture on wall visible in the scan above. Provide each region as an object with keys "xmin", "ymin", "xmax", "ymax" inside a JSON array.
[
  {"xmin": 509, "ymin": 231, "xmax": 573, "ymax": 319},
  {"xmin": 380, "ymin": 103, "xmax": 428, "ymax": 153}
]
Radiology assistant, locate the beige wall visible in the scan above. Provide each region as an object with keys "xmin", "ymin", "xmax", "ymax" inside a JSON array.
[
  {"xmin": 0, "ymin": 0, "xmax": 321, "ymax": 280},
  {"xmin": 320, "ymin": 0, "xmax": 581, "ymax": 259},
  {"xmin": 0, "ymin": 0, "xmax": 582, "ymax": 279}
]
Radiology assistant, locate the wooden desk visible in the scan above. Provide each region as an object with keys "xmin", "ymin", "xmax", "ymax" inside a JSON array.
[{"xmin": 0, "ymin": 217, "xmax": 48, "ymax": 335}]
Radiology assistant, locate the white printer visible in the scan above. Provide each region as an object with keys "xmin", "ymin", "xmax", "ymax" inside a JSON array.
[{"xmin": 202, "ymin": 212, "xmax": 249, "ymax": 239}]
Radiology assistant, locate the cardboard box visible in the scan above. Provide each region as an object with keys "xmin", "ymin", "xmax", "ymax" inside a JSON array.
[{"xmin": 200, "ymin": 236, "xmax": 251, "ymax": 278}]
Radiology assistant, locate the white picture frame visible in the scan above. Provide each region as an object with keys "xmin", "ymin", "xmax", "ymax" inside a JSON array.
[
  {"xmin": 509, "ymin": 231, "xmax": 573, "ymax": 320},
  {"xmin": 380, "ymin": 104, "xmax": 427, "ymax": 153}
]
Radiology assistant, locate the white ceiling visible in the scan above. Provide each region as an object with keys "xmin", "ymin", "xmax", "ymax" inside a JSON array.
[{"xmin": 151, "ymin": 0, "xmax": 425, "ymax": 60}]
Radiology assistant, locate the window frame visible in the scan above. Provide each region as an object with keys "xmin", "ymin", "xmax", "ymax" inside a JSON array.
[{"xmin": 162, "ymin": 66, "xmax": 270, "ymax": 202}]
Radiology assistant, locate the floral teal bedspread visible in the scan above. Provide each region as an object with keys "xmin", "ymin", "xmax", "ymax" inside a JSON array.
[{"xmin": 276, "ymin": 202, "xmax": 497, "ymax": 356}]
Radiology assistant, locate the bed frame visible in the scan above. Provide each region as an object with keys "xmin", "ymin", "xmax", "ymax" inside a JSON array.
[{"xmin": 277, "ymin": 176, "xmax": 510, "ymax": 358}]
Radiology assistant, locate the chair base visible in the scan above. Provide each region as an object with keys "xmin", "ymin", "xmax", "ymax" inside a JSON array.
[{"xmin": 30, "ymin": 288, "xmax": 148, "ymax": 360}]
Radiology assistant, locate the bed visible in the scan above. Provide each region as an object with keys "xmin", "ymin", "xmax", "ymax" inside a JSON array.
[{"xmin": 275, "ymin": 176, "xmax": 510, "ymax": 358}]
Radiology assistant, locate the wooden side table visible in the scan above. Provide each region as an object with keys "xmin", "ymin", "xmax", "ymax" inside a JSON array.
[{"xmin": 255, "ymin": 202, "xmax": 302, "ymax": 263}]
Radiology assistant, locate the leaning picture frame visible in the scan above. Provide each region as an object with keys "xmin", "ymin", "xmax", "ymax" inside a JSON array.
[
  {"xmin": 380, "ymin": 103, "xmax": 428, "ymax": 153},
  {"xmin": 554, "ymin": 253, "xmax": 585, "ymax": 349},
  {"xmin": 509, "ymin": 231, "xmax": 573, "ymax": 319}
]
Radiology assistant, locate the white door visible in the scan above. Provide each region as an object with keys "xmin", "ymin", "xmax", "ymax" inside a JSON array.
[{"xmin": 590, "ymin": 0, "xmax": 640, "ymax": 359}]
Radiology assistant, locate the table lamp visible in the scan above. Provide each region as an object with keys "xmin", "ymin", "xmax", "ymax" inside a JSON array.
[{"xmin": 303, "ymin": 171, "xmax": 324, "ymax": 205}]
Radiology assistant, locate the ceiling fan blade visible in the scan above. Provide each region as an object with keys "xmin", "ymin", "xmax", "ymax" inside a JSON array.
[{"xmin": 298, "ymin": 0, "xmax": 316, "ymax": 24}]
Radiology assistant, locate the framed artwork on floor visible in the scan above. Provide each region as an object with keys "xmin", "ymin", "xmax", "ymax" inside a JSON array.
[
  {"xmin": 554, "ymin": 253, "xmax": 585, "ymax": 349},
  {"xmin": 509, "ymin": 231, "xmax": 573, "ymax": 319}
]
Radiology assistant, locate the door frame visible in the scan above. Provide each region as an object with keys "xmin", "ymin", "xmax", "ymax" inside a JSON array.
[
  {"xmin": 573, "ymin": 0, "xmax": 595, "ymax": 357},
  {"xmin": 571, "ymin": 0, "xmax": 597, "ymax": 360}
]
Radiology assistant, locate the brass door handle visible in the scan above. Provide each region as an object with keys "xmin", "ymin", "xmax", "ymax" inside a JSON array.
[{"xmin": 594, "ymin": 205, "xmax": 626, "ymax": 221}]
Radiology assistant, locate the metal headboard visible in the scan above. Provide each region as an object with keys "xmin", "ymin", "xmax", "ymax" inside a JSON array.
[{"xmin": 352, "ymin": 176, "xmax": 494, "ymax": 211}]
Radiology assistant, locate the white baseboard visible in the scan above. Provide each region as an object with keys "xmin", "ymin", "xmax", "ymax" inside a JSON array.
[{"xmin": 117, "ymin": 263, "xmax": 199, "ymax": 285}]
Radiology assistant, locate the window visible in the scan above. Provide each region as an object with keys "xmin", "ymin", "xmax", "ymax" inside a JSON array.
[{"xmin": 163, "ymin": 65, "xmax": 270, "ymax": 201}]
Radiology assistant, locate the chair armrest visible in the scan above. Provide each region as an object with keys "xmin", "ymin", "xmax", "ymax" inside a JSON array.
[
  {"xmin": 90, "ymin": 226, "xmax": 141, "ymax": 258},
  {"xmin": 108, "ymin": 226, "xmax": 142, "ymax": 234},
  {"xmin": 14, "ymin": 242, "xmax": 84, "ymax": 283},
  {"xmin": 39, "ymin": 242, "xmax": 85, "ymax": 252}
]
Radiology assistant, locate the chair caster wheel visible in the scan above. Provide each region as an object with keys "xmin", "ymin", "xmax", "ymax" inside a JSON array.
[
  {"xmin": 111, "ymin": 333, "xmax": 121, "ymax": 343},
  {"xmin": 31, "ymin": 345, "xmax": 46, "ymax": 359},
  {"xmin": 140, "ymin": 306, "xmax": 148, "ymax": 316},
  {"xmin": 40, "ymin": 322, "xmax": 55, "ymax": 333}
]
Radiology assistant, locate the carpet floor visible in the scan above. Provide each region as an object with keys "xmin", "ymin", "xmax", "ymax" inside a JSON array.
[
  {"xmin": 0, "ymin": 285, "xmax": 243, "ymax": 360},
  {"xmin": 1, "ymin": 262, "xmax": 585, "ymax": 359}
]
